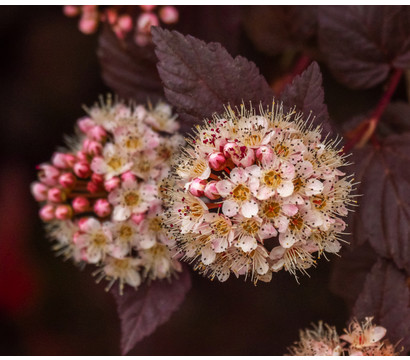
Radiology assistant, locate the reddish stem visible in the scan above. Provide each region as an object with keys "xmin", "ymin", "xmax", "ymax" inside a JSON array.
[
  {"xmin": 273, "ymin": 53, "xmax": 312, "ymax": 95},
  {"xmin": 343, "ymin": 68, "xmax": 403, "ymax": 153}
]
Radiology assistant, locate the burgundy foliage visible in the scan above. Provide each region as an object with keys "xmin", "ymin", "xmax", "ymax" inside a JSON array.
[
  {"xmin": 98, "ymin": 24, "xmax": 163, "ymax": 104},
  {"xmin": 318, "ymin": 6, "xmax": 410, "ymax": 89},
  {"xmin": 351, "ymin": 132, "xmax": 410, "ymax": 274},
  {"xmin": 151, "ymin": 27, "xmax": 274, "ymax": 132},
  {"xmin": 113, "ymin": 269, "xmax": 191, "ymax": 355},
  {"xmin": 280, "ymin": 61, "xmax": 332, "ymax": 135},
  {"xmin": 353, "ymin": 259, "xmax": 410, "ymax": 352}
]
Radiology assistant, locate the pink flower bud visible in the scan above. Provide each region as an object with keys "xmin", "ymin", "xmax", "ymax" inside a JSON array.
[
  {"xmin": 76, "ymin": 151, "xmax": 88, "ymax": 162},
  {"xmin": 48, "ymin": 187, "xmax": 66, "ymax": 203},
  {"xmin": 59, "ymin": 172, "xmax": 76, "ymax": 189},
  {"xmin": 105, "ymin": 8, "xmax": 118, "ymax": 24},
  {"xmin": 87, "ymin": 181, "xmax": 99, "ymax": 193},
  {"xmin": 137, "ymin": 12, "xmax": 159, "ymax": 34},
  {"xmin": 94, "ymin": 199, "xmax": 111, "ymax": 217},
  {"xmin": 256, "ymin": 145, "xmax": 274, "ymax": 164},
  {"xmin": 104, "ymin": 177, "xmax": 120, "ymax": 192},
  {"xmin": 121, "ymin": 171, "xmax": 137, "ymax": 182},
  {"xmin": 159, "ymin": 6, "xmax": 179, "ymax": 24},
  {"xmin": 39, "ymin": 204, "xmax": 55, "ymax": 221},
  {"xmin": 55, "ymin": 205, "xmax": 73, "ymax": 220},
  {"xmin": 118, "ymin": 15, "xmax": 133, "ymax": 31},
  {"xmin": 72, "ymin": 196, "xmax": 90, "ymax": 213},
  {"xmin": 140, "ymin": 5, "xmax": 157, "ymax": 11},
  {"xmin": 78, "ymin": 217, "xmax": 91, "ymax": 232},
  {"xmin": 79, "ymin": 16, "xmax": 98, "ymax": 35},
  {"xmin": 204, "ymin": 181, "xmax": 220, "ymax": 200},
  {"xmin": 86, "ymin": 140, "xmax": 103, "ymax": 156},
  {"xmin": 88, "ymin": 125, "xmax": 107, "ymax": 142},
  {"xmin": 223, "ymin": 142, "xmax": 255, "ymax": 167},
  {"xmin": 131, "ymin": 213, "xmax": 145, "ymax": 225},
  {"xmin": 77, "ymin": 117, "xmax": 95, "ymax": 134},
  {"xmin": 91, "ymin": 173, "xmax": 104, "ymax": 184},
  {"xmin": 52, "ymin": 152, "xmax": 69, "ymax": 169},
  {"xmin": 31, "ymin": 182, "xmax": 49, "ymax": 202},
  {"xmin": 63, "ymin": 5, "xmax": 80, "ymax": 17},
  {"xmin": 38, "ymin": 164, "xmax": 60, "ymax": 186},
  {"xmin": 189, "ymin": 178, "xmax": 207, "ymax": 197},
  {"xmin": 73, "ymin": 162, "xmax": 91, "ymax": 179},
  {"xmin": 64, "ymin": 154, "xmax": 77, "ymax": 168},
  {"xmin": 208, "ymin": 152, "xmax": 227, "ymax": 171}
]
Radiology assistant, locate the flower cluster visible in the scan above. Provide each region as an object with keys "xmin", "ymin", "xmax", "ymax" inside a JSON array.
[
  {"xmin": 287, "ymin": 317, "xmax": 401, "ymax": 356},
  {"xmin": 162, "ymin": 103, "xmax": 354, "ymax": 283},
  {"xmin": 63, "ymin": 5, "xmax": 178, "ymax": 45},
  {"xmin": 31, "ymin": 96, "xmax": 184, "ymax": 293}
]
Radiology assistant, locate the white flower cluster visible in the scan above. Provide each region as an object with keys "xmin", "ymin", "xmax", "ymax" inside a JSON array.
[
  {"xmin": 33, "ymin": 96, "xmax": 184, "ymax": 293},
  {"xmin": 162, "ymin": 103, "xmax": 355, "ymax": 283},
  {"xmin": 287, "ymin": 317, "xmax": 400, "ymax": 356}
]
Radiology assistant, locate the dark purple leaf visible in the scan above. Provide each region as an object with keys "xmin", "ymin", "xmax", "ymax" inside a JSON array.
[
  {"xmin": 113, "ymin": 269, "xmax": 191, "ymax": 355},
  {"xmin": 318, "ymin": 6, "xmax": 410, "ymax": 89},
  {"xmin": 151, "ymin": 27, "xmax": 274, "ymax": 133},
  {"xmin": 98, "ymin": 24, "xmax": 164, "ymax": 103},
  {"xmin": 351, "ymin": 132, "xmax": 410, "ymax": 274},
  {"xmin": 280, "ymin": 62, "xmax": 333, "ymax": 135},
  {"xmin": 330, "ymin": 242, "xmax": 378, "ymax": 309},
  {"xmin": 353, "ymin": 259, "xmax": 410, "ymax": 352},
  {"xmin": 378, "ymin": 102, "xmax": 410, "ymax": 136},
  {"xmin": 244, "ymin": 5, "xmax": 318, "ymax": 56}
]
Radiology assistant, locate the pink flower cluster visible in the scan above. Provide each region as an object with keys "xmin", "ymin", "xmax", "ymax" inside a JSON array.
[
  {"xmin": 63, "ymin": 5, "xmax": 178, "ymax": 45},
  {"xmin": 287, "ymin": 317, "xmax": 400, "ymax": 356},
  {"xmin": 163, "ymin": 103, "xmax": 355, "ymax": 283},
  {"xmin": 31, "ymin": 96, "xmax": 184, "ymax": 293}
]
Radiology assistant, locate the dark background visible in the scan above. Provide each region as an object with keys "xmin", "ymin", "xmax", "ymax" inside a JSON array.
[{"xmin": 0, "ymin": 5, "xmax": 351, "ymax": 355}]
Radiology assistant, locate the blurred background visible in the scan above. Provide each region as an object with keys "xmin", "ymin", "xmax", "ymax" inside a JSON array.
[{"xmin": 0, "ymin": 5, "xmax": 358, "ymax": 355}]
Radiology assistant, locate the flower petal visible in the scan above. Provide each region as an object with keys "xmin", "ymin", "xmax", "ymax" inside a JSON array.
[
  {"xmin": 236, "ymin": 235, "xmax": 257, "ymax": 252},
  {"xmin": 241, "ymin": 200, "xmax": 258, "ymax": 218},
  {"xmin": 305, "ymin": 179, "xmax": 324, "ymax": 196},
  {"xmin": 222, "ymin": 199, "xmax": 239, "ymax": 217}
]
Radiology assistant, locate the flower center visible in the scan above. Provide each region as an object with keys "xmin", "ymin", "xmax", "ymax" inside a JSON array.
[
  {"xmin": 125, "ymin": 137, "xmax": 142, "ymax": 150},
  {"xmin": 124, "ymin": 191, "xmax": 140, "ymax": 206},
  {"xmin": 189, "ymin": 201, "xmax": 205, "ymax": 218},
  {"xmin": 274, "ymin": 144, "xmax": 289, "ymax": 158},
  {"xmin": 312, "ymin": 195, "xmax": 327, "ymax": 210},
  {"xmin": 260, "ymin": 200, "xmax": 280, "ymax": 218},
  {"xmin": 232, "ymin": 184, "xmax": 250, "ymax": 202},
  {"xmin": 148, "ymin": 217, "xmax": 162, "ymax": 232},
  {"xmin": 293, "ymin": 177, "xmax": 304, "ymax": 192},
  {"xmin": 193, "ymin": 159, "xmax": 207, "ymax": 177},
  {"xmin": 243, "ymin": 134, "xmax": 262, "ymax": 147},
  {"xmin": 212, "ymin": 217, "xmax": 231, "ymax": 236},
  {"xmin": 241, "ymin": 218, "xmax": 260, "ymax": 235},
  {"xmin": 289, "ymin": 215, "xmax": 304, "ymax": 231},
  {"xmin": 93, "ymin": 232, "xmax": 107, "ymax": 246},
  {"xmin": 107, "ymin": 156, "xmax": 123, "ymax": 170},
  {"xmin": 263, "ymin": 170, "xmax": 282, "ymax": 188},
  {"xmin": 119, "ymin": 225, "xmax": 133, "ymax": 239}
]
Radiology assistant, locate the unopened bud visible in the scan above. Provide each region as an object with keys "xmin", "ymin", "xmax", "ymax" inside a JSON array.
[
  {"xmin": 131, "ymin": 213, "xmax": 145, "ymax": 225},
  {"xmin": 31, "ymin": 182, "xmax": 49, "ymax": 202},
  {"xmin": 72, "ymin": 196, "xmax": 90, "ymax": 213},
  {"xmin": 59, "ymin": 172, "xmax": 76, "ymax": 189},
  {"xmin": 38, "ymin": 164, "xmax": 60, "ymax": 186},
  {"xmin": 48, "ymin": 187, "xmax": 66, "ymax": 203},
  {"xmin": 189, "ymin": 178, "xmax": 207, "ymax": 197},
  {"xmin": 39, "ymin": 204, "xmax": 55, "ymax": 221},
  {"xmin": 94, "ymin": 199, "xmax": 111, "ymax": 217},
  {"xmin": 55, "ymin": 205, "xmax": 73, "ymax": 220},
  {"xmin": 208, "ymin": 152, "xmax": 226, "ymax": 171},
  {"xmin": 159, "ymin": 6, "xmax": 179, "ymax": 24},
  {"xmin": 73, "ymin": 162, "xmax": 91, "ymax": 178},
  {"xmin": 104, "ymin": 177, "xmax": 120, "ymax": 192},
  {"xmin": 204, "ymin": 181, "xmax": 220, "ymax": 200}
]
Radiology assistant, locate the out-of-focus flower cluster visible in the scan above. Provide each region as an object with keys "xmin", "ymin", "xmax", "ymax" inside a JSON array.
[
  {"xmin": 287, "ymin": 317, "xmax": 401, "ymax": 356},
  {"xmin": 162, "ymin": 103, "xmax": 354, "ymax": 283},
  {"xmin": 63, "ymin": 5, "xmax": 179, "ymax": 46},
  {"xmin": 31, "ymin": 96, "xmax": 184, "ymax": 293}
]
